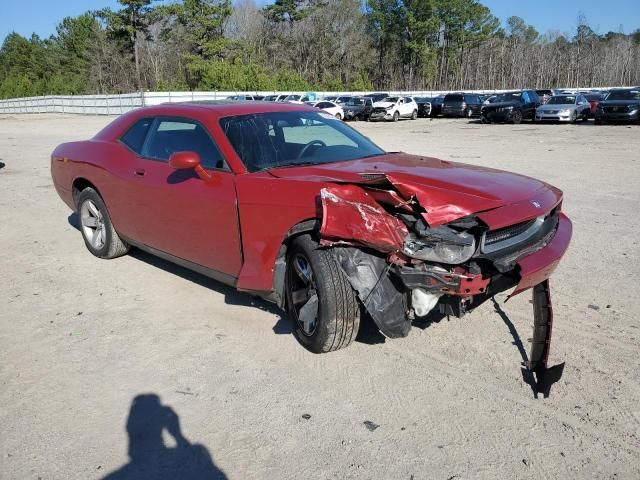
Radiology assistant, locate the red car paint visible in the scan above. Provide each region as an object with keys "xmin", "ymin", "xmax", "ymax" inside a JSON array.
[
  {"xmin": 51, "ymin": 102, "xmax": 571, "ymax": 305},
  {"xmin": 320, "ymin": 185, "xmax": 408, "ymax": 252}
]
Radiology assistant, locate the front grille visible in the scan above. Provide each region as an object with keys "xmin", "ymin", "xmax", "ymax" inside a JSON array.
[
  {"xmin": 545, "ymin": 110, "xmax": 559, "ymax": 114},
  {"xmin": 485, "ymin": 219, "xmax": 537, "ymax": 246}
]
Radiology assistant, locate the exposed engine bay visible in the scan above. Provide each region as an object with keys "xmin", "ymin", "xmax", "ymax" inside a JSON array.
[{"xmin": 317, "ymin": 174, "xmax": 570, "ymax": 379}]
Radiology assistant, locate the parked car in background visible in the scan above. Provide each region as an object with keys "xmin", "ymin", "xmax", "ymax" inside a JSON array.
[
  {"xmin": 367, "ymin": 92, "xmax": 390, "ymax": 103},
  {"xmin": 323, "ymin": 96, "xmax": 337, "ymax": 102},
  {"xmin": 284, "ymin": 94, "xmax": 316, "ymax": 104},
  {"xmin": 442, "ymin": 93, "xmax": 483, "ymax": 118},
  {"xmin": 370, "ymin": 96, "xmax": 418, "ymax": 121},
  {"xmin": 335, "ymin": 96, "xmax": 355, "ymax": 105},
  {"xmin": 429, "ymin": 95, "xmax": 445, "ymax": 116},
  {"xmin": 50, "ymin": 101, "xmax": 571, "ymax": 366},
  {"xmin": 536, "ymin": 89, "xmax": 553, "ymax": 104},
  {"xmin": 482, "ymin": 95, "xmax": 498, "ymax": 105},
  {"xmin": 583, "ymin": 93, "xmax": 604, "ymax": 116},
  {"xmin": 480, "ymin": 90, "xmax": 540, "ymax": 124},
  {"xmin": 414, "ymin": 97, "xmax": 432, "ymax": 117},
  {"xmin": 308, "ymin": 100, "xmax": 344, "ymax": 119},
  {"xmin": 227, "ymin": 95, "xmax": 261, "ymax": 101},
  {"xmin": 262, "ymin": 95, "xmax": 279, "ymax": 102},
  {"xmin": 535, "ymin": 94, "xmax": 591, "ymax": 122},
  {"xmin": 343, "ymin": 97, "xmax": 373, "ymax": 121},
  {"xmin": 595, "ymin": 88, "xmax": 640, "ymax": 124}
]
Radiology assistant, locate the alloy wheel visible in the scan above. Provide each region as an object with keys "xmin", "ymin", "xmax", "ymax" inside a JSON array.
[
  {"xmin": 80, "ymin": 200, "xmax": 106, "ymax": 250},
  {"xmin": 288, "ymin": 253, "xmax": 319, "ymax": 336}
]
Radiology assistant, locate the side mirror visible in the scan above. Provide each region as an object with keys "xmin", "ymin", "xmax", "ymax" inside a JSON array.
[
  {"xmin": 169, "ymin": 151, "xmax": 201, "ymax": 170},
  {"xmin": 168, "ymin": 151, "xmax": 212, "ymax": 181}
]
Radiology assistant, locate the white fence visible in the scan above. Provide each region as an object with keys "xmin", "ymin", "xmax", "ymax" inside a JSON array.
[{"xmin": 0, "ymin": 88, "xmax": 614, "ymax": 115}]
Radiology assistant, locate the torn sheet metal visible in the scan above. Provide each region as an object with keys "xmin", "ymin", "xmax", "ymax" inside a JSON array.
[
  {"xmin": 320, "ymin": 185, "xmax": 407, "ymax": 252},
  {"xmin": 332, "ymin": 247, "xmax": 411, "ymax": 338}
]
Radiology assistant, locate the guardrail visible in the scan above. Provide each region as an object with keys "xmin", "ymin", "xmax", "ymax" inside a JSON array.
[{"xmin": 0, "ymin": 88, "xmax": 617, "ymax": 115}]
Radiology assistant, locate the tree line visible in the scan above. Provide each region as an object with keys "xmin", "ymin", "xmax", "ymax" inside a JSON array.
[{"xmin": 1, "ymin": 0, "xmax": 639, "ymax": 99}]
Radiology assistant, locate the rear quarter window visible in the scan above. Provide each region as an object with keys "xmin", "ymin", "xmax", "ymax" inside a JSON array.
[{"xmin": 120, "ymin": 118, "xmax": 152, "ymax": 154}]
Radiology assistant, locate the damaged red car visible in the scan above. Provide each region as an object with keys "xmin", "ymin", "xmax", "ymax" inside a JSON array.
[{"xmin": 51, "ymin": 102, "xmax": 572, "ymax": 372}]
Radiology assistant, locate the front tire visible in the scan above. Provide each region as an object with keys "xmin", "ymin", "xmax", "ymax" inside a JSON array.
[
  {"xmin": 392, "ymin": 111, "xmax": 399, "ymax": 122},
  {"xmin": 77, "ymin": 187, "xmax": 129, "ymax": 259},
  {"xmin": 285, "ymin": 235, "xmax": 360, "ymax": 353},
  {"xmin": 511, "ymin": 110, "xmax": 523, "ymax": 124},
  {"xmin": 411, "ymin": 110, "xmax": 418, "ymax": 120}
]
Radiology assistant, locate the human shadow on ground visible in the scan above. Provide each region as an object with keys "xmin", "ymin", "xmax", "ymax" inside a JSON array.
[
  {"xmin": 0, "ymin": 161, "xmax": 5, "ymax": 170},
  {"xmin": 492, "ymin": 298, "xmax": 564, "ymax": 399},
  {"xmin": 102, "ymin": 394, "xmax": 227, "ymax": 480}
]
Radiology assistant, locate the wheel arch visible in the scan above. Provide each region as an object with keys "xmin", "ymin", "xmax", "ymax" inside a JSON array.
[
  {"xmin": 72, "ymin": 177, "xmax": 103, "ymax": 209},
  {"xmin": 271, "ymin": 218, "xmax": 320, "ymax": 307}
]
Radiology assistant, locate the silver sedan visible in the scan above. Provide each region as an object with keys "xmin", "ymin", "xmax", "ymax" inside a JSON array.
[{"xmin": 536, "ymin": 94, "xmax": 591, "ymax": 122}]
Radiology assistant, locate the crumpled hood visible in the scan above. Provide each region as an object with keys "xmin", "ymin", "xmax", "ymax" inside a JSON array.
[
  {"xmin": 269, "ymin": 153, "xmax": 563, "ymax": 228},
  {"xmin": 372, "ymin": 101, "xmax": 395, "ymax": 109}
]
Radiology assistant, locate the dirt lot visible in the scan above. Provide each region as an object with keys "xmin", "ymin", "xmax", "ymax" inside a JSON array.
[{"xmin": 1, "ymin": 114, "xmax": 639, "ymax": 480}]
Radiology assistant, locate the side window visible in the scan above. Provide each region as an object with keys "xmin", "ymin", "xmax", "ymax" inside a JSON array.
[
  {"xmin": 522, "ymin": 91, "xmax": 532, "ymax": 103},
  {"xmin": 143, "ymin": 119, "xmax": 225, "ymax": 170},
  {"xmin": 404, "ymin": 97, "xmax": 413, "ymax": 103},
  {"xmin": 120, "ymin": 118, "xmax": 153, "ymax": 154}
]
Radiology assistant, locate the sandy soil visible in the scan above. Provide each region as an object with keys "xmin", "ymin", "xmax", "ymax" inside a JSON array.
[{"xmin": 1, "ymin": 114, "xmax": 639, "ymax": 480}]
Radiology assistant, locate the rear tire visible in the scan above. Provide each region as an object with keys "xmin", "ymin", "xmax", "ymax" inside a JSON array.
[
  {"xmin": 285, "ymin": 235, "xmax": 360, "ymax": 353},
  {"xmin": 77, "ymin": 187, "xmax": 129, "ymax": 259},
  {"xmin": 411, "ymin": 110, "xmax": 418, "ymax": 120}
]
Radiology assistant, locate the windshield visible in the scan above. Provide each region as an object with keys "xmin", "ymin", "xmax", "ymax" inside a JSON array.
[
  {"xmin": 606, "ymin": 90, "xmax": 640, "ymax": 100},
  {"xmin": 381, "ymin": 97, "xmax": 399, "ymax": 103},
  {"xmin": 220, "ymin": 111, "xmax": 385, "ymax": 172},
  {"xmin": 547, "ymin": 96, "xmax": 576, "ymax": 105},
  {"xmin": 285, "ymin": 95, "xmax": 301, "ymax": 101},
  {"xmin": 345, "ymin": 98, "xmax": 364, "ymax": 106},
  {"xmin": 494, "ymin": 92, "xmax": 522, "ymax": 102}
]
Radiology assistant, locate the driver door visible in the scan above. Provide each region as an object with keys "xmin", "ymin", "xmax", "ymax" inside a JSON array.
[{"xmin": 126, "ymin": 117, "xmax": 242, "ymax": 278}]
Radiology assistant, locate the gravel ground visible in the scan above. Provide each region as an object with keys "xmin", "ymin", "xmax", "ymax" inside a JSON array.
[{"xmin": 1, "ymin": 114, "xmax": 639, "ymax": 480}]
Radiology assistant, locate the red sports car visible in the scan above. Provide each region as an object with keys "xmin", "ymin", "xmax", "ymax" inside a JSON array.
[{"xmin": 51, "ymin": 101, "xmax": 571, "ymax": 373}]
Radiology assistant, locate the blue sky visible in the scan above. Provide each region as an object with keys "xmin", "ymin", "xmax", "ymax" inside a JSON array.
[{"xmin": 1, "ymin": 0, "xmax": 639, "ymax": 42}]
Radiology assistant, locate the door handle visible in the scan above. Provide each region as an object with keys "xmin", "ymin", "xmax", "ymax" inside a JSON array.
[{"xmin": 134, "ymin": 169, "xmax": 146, "ymax": 177}]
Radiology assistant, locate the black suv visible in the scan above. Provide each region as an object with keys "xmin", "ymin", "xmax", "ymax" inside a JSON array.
[
  {"xmin": 343, "ymin": 97, "xmax": 374, "ymax": 121},
  {"xmin": 441, "ymin": 93, "xmax": 483, "ymax": 117},
  {"xmin": 595, "ymin": 89, "xmax": 640, "ymax": 124},
  {"xmin": 481, "ymin": 90, "xmax": 540, "ymax": 124}
]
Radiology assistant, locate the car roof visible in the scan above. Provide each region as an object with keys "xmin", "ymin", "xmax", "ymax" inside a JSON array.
[{"xmin": 150, "ymin": 100, "xmax": 313, "ymax": 117}]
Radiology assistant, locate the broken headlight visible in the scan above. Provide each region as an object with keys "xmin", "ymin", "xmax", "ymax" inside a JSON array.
[{"xmin": 403, "ymin": 227, "xmax": 476, "ymax": 264}]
